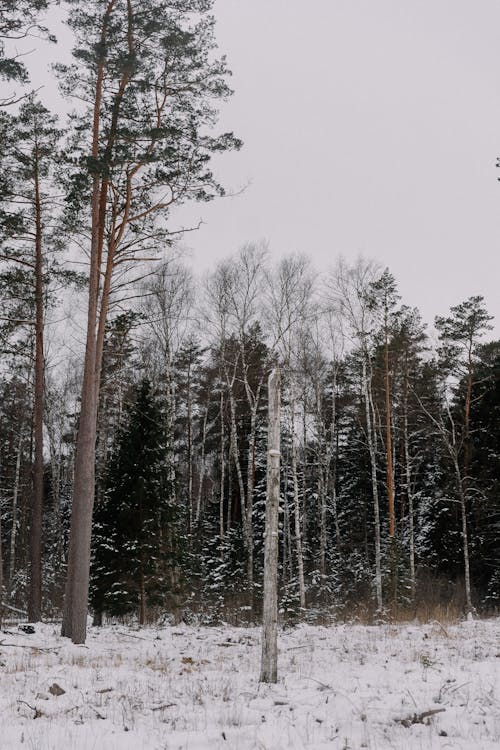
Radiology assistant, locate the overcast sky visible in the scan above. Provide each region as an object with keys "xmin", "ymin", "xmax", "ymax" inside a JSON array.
[{"xmin": 22, "ymin": 0, "xmax": 500, "ymax": 335}]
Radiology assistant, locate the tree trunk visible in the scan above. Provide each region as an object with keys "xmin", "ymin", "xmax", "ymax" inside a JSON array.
[
  {"xmin": 28, "ymin": 142, "xmax": 44, "ymax": 622},
  {"xmin": 290, "ymin": 385, "xmax": 306, "ymax": 609},
  {"xmin": 453, "ymin": 453, "xmax": 473, "ymax": 613},
  {"xmin": 8, "ymin": 431, "xmax": 23, "ymax": 589},
  {"xmin": 61, "ymin": 63, "xmax": 106, "ymax": 643},
  {"xmin": 260, "ymin": 368, "xmax": 280, "ymax": 683},
  {"xmin": 195, "ymin": 408, "xmax": 208, "ymax": 523},
  {"xmin": 227, "ymin": 387, "xmax": 252, "ymax": 588},
  {"xmin": 363, "ymin": 357, "xmax": 383, "ymax": 612},
  {"xmin": 139, "ymin": 567, "xmax": 146, "ymax": 626},
  {"xmin": 402, "ymin": 370, "xmax": 416, "ymax": 600},
  {"xmin": 0, "ymin": 480, "xmax": 3, "ymax": 629},
  {"xmin": 219, "ymin": 391, "xmax": 225, "ymax": 543},
  {"xmin": 385, "ymin": 335, "xmax": 395, "ymax": 538},
  {"xmin": 187, "ymin": 362, "xmax": 193, "ymax": 533}
]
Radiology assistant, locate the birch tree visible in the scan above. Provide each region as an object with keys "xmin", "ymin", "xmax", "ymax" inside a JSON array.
[
  {"xmin": 268, "ymin": 255, "xmax": 316, "ymax": 610},
  {"xmin": 328, "ymin": 257, "xmax": 384, "ymax": 611},
  {"xmin": 204, "ymin": 245, "xmax": 269, "ymax": 604},
  {"xmin": 432, "ymin": 296, "xmax": 493, "ymax": 614}
]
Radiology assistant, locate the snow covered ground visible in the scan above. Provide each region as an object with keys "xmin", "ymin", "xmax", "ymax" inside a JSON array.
[{"xmin": 2, "ymin": 617, "xmax": 500, "ymax": 749}]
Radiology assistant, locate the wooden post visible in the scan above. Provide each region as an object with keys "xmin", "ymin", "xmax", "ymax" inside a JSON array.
[{"xmin": 260, "ymin": 368, "xmax": 281, "ymax": 683}]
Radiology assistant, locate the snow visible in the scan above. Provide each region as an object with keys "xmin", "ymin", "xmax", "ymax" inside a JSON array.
[{"xmin": 2, "ymin": 617, "xmax": 500, "ymax": 749}]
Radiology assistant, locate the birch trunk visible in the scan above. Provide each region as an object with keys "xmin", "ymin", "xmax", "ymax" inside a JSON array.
[{"xmin": 260, "ymin": 368, "xmax": 280, "ymax": 683}]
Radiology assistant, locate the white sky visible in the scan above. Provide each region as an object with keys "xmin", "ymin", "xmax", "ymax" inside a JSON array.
[{"xmin": 14, "ymin": 0, "xmax": 500, "ymax": 335}]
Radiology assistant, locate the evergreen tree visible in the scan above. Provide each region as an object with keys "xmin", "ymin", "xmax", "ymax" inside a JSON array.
[
  {"xmin": 0, "ymin": 96, "xmax": 72, "ymax": 620},
  {"xmin": 0, "ymin": 0, "xmax": 52, "ymax": 105},
  {"xmin": 91, "ymin": 379, "xmax": 178, "ymax": 624},
  {"xmin": 60, "ymin": 0, "xmax": 241, "ymax": 643}
]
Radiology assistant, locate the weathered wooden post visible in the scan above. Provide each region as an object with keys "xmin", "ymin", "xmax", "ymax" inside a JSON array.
[{"xmin": 260, "ymin": 367, "xmax": 281, "ymax": 683}]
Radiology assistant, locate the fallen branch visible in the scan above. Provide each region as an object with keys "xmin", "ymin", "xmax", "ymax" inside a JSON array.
[
  {"xmin": 398, "ymin": 708, "xmax": 446, "ymax": 727},
  {"xmin": 17, "ymin": 700, "xmax": 42, "ymax": 719},
  {"xmin": 116, "ymin": 631, "xmax": 151, "ymax": 641},
  {"xmin": 2, "ymin": 604, "xmax": 28, "ymax": 615},
  {"xmin": 151, "ymin": 703, "xmax": 177, "ymax": 711},
  {"xmin": 0, "ymin": 639, "xmax": 60, "ymax": 652}
]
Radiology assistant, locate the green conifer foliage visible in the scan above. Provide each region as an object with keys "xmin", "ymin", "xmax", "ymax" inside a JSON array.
[{"xmin": 91, "ymin": 379, "xmax": 178, "ymax": 622}]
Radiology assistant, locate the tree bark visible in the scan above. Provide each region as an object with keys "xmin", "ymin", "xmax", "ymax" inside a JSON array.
[
  {"xmin": 362, "ymin": 357, "xmax": 383, "ymax": 612},
  {"xmin": 385, "ymin": 334, "xmax": 395, "ymax": 538},
  {"xmin": 8, "ymin": 430, "xmax": 23, "ymax": 589},
  {"xmin": 219, "ymin": 390, "xmax": 225, "ymax": 543},
  {"xmin": 195, "ymin": 408, "xmax": 208, "ymax": 523},
  {"xmin": 290, "ymin": 384, "xmax": 306, "ymax": 609},
  {"xmin": 61, "ymin": 22, "xmax": 108, "ymax": 641},
  {"xmin": 402, "ymin": 368, "xmax": 416, "ymax": 600},
  {"xmin": 28, "ymin": 140, "xmax": 44, "ymax": 622},
  {"xmin": 260, "ymin": 368, "xmax": 280, "ymax": 683}
]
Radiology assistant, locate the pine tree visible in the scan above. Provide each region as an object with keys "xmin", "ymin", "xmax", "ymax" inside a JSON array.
[
  {"xmin": 60, "ymin": 0, "xmax": 241, "ymax": 643},
  {"xmin": 0, "ymin": 0, "xmax": 53, "ymax": 106},
  {"xmin": 0, "ymin": 96, "xmax": 67, "ymax": 621}
]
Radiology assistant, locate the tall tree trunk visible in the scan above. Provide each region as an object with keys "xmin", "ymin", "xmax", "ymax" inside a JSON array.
[
  {"xmin": 363, "ymin": 357, "xmax": 383, "ymax": 612},
  {"xmin": 331, "ymin": 374, "xmax": 341, "ymax": 552},
  {"xmin": 245, "ymin": 402, "xmax": 261, "ymax": 610},
  {"xmin": 290, "ymin": 384, "xmax": 306, "ymax": 609},
  {"xmin": 0, "ymin": 502, "xmax": 3, "ymax": 629},
  {"xmin": 282, "ymin": 457, "xmax": 292, "ymax": 584},
  {"xmin": 8, "ymin": 431, "xmax": 23, "ymax": 589},
  {"xmin": 187, "ymin": 362, "xmax": 193, "ymax": 533},
  {"xmin": 139, "ymin": 567, "xmax": 146, "ymax": 626},
  {"xmin": 61, "ymin": 40, "xmax": 107, "ymax": 643},
  {"xmin": 453, "ymin": 453, "xmax": 473, "ymax": 613},
  {"xmin": 385, "ymin": 335, "xmax": 395, "ymax": 538},
  {"xmin": 260, "ymin": 368, "xmax": 280, "ymax": 683},
  {"xmin": 402, "ymin": 369, "xmax": 415, "ymax": 600},
  {"xmin": 219, "ymin": 391, "xmax": 225, "ymax": 543},
  {"xmin": 227, "ymin": 387, "xmax": 252, "ymax": 587},
  {"xmin": 195, "ymin": 408, "xmax": 208, "ymax": 523},
  {"xmin": 28, "ymin": 142, "xmax": 44, "ymax": 622}
]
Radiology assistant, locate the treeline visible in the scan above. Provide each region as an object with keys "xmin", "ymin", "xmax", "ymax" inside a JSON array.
[
  {"xmin": 2, "ymin": 245, "xmax": 500, "ymax": 624},
  {"xmin": 1, "ymin": 1, "xmax": 500, "ymax": 631}
]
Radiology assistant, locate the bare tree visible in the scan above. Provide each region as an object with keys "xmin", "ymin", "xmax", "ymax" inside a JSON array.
[
  {"xmin": 268, "ymin": 255, "xmax": 317, "ymax": 610},
  {"xmin": 203, "ymin": 244, "xmax": 269, "ymax": 604},
  {"xmin": 327, "ymin": 257, "xmax": 383, "ymax": 611},
  {"xmin": 260, "ymin": 367, "xmax": 280, "ymax": 684}
]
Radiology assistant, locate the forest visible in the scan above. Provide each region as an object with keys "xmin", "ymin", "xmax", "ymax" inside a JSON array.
[{"xmin": 1, "ymin": 1, "xmax": 500, "ymax": 642}]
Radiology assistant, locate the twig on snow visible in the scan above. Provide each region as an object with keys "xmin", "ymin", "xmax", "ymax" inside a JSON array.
[{"xmin": 397, "ymin": 708, "xmax": 446, "ymax": 727}]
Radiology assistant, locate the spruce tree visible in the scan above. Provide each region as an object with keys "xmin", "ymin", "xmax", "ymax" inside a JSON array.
[{"xmin": 91, "ymin": 379, "xmax": 177, "ymax": 624}]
